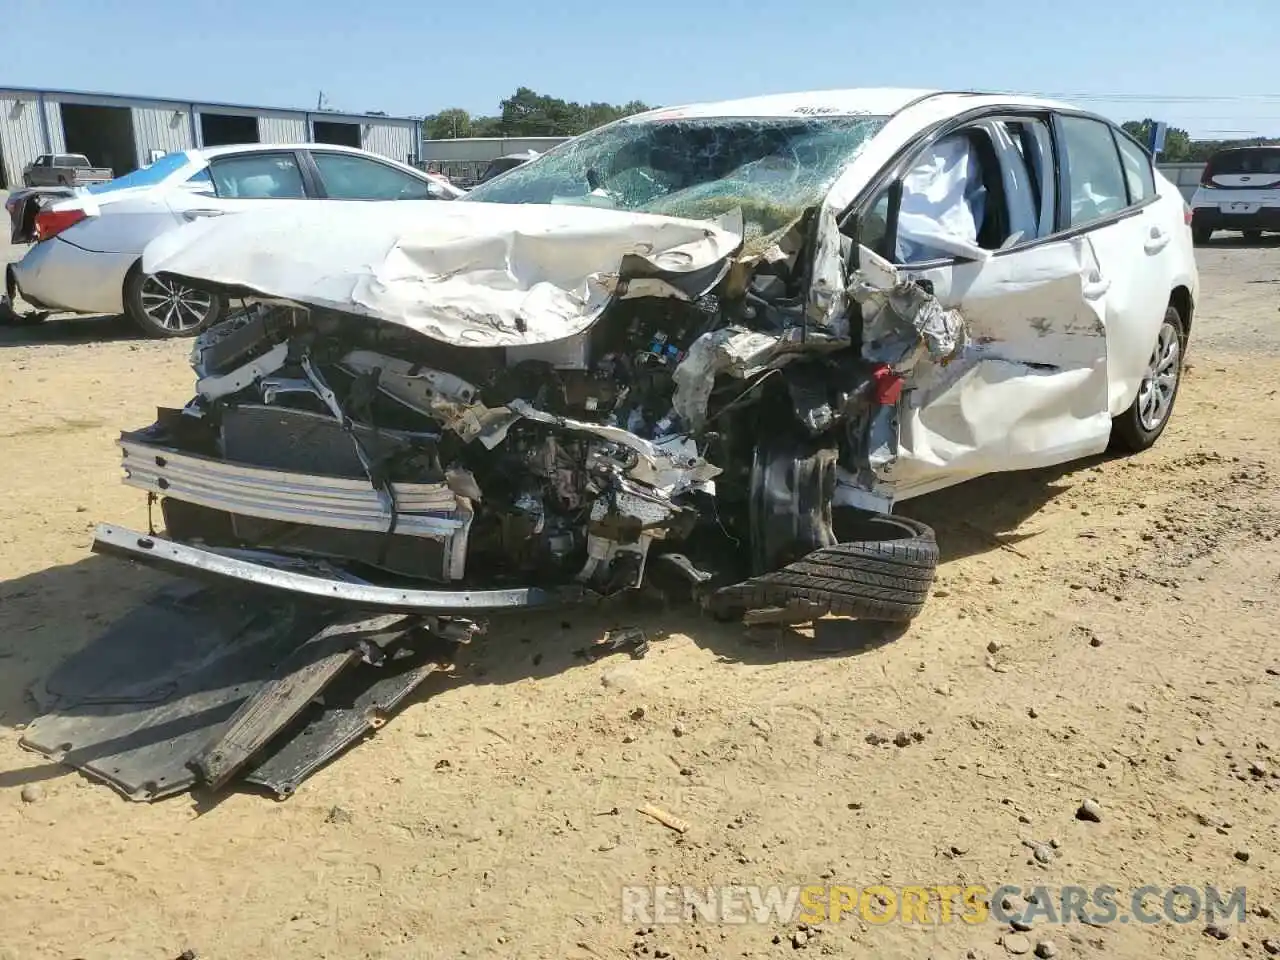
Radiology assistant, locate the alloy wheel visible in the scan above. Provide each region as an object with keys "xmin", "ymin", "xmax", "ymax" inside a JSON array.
[
  {"xmin": 139, "ymin": 274, "xmax": 215, "ymax": 334},
  {"xmin": 1136, "ymin": 319, "xmax": 1181, "ymax": 432}
]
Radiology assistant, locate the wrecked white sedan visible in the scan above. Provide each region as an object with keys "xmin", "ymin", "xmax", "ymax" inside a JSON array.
[{"xmin": 94, "ymin": 88, "xmax": 1199, "ymax": 626}]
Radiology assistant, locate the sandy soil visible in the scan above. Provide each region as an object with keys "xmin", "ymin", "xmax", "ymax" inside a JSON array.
[{"xmin": 1, "ymin": 225, "xmax": 1278, "ymax": 960}]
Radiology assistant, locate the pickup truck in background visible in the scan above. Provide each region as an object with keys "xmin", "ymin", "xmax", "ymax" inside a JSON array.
[{"xmin": 22, "ymin": 153, "xmax": 114, "ymax": 187}]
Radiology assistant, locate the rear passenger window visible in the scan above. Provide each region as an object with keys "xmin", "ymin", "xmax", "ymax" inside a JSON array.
[
  {"xmin": 208, "ymin": 152, "xmax": 306, "ymax": 199},
  {"xmin": 1114, "ymin": 134, "xmax": 1156, "ymax": 205},
  {"xmin": 1058, "ymin": 116, "xmax": 1128, "ymax": 226}
]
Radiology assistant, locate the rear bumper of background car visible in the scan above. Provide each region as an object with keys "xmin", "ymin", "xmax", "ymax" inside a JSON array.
[
  {"xmin": 9, "ymin": 238, "xmax": 133, "ymax": 314},
  {"xmin": 1191, "ymin": 205, "xmax": 1280, "ymax": 232}
]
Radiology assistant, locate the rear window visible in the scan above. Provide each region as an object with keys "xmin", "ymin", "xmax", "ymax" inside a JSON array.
[
  {"xmin": 1206, "ymin": 149, "xmax": 1280, "ymax": 176},
  {"xmin": 54, "ymin": 155, "xmax": 86, "ymax": 167},
  {"xmin": 86, "ymin": 152, "xmax": 193, "ymax": 194}
]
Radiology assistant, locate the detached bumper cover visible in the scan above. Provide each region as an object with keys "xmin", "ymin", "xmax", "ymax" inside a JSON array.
[{"xmin": 92, "ymin": 524, "xmax": 577, "ymax": 611}]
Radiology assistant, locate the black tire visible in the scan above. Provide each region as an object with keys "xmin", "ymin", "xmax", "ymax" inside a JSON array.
[
  {"xmin": 1243, "ymin": 230, "xmax": 1263, "ymax": 244},
  {"xmin": 1110, "ymin": 303, "xmax": 1186, "ymax": 453},
  {"xmin": 1192, "ymin": 226, "xmax": 1212, "ymax": 245},
  {"xmin": 710, "ymin": 512, "xmax": 939, "ymax": 623},
  {"xmin": 124, "ymin": 266, "xmax": 225, "ymax": 338}
]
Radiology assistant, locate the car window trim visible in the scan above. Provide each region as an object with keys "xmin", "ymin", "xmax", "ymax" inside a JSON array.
[
  {"xmin": 206, "ymin": 149, "xmax": 313, "ymax": 200},
  {"xmin": 844, "ymin": 107, "xmax": 1063, "ymax": 266},
  {"xmin": 1111, "ymin": 125, "xmax": 1159, "ymax": 207},
  {"xmin": 844, "ymin": 105, "xmax": 1165, "ymax": 270},
  {"xmin": 1053, "ymin": 112, "xmax": 1136, "ymax": 227},
  {"xmin": 302, "ymin": 149, "xmax": 435, "ymax": 201}
]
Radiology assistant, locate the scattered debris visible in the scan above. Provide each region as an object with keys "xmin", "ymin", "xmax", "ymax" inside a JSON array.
[
  {"xmin": 630, "ymin": 706, "xmax": 647, "ymax": 721},
  {"xmin": 577, "ymin": 627, "xmax": 650, "ymax": 662},
  {"xmin": 637, "ymin": 804, "xmax": 689, "ymax": 834},
  {"xmin": 19, "ymin": 784, "xmax": 44, "ymax": 804},
  {"xmin": 1235, "ymin": 849, "xmax": 1251, "ymax": 863},
  {"xmin": 1261, "ymin": 938, "xmax": 1278, "ymax": 956},
  {"xmin": 325, "ymin": 806, "xmax": 353, "ymax": 824},
  {"xmin": 1204, "ymin": 923, "xmax": 1232, "ymax": 941},
  {"xmin": 1003, "ymin": 932, "xmax": 1032, "ymax": 955},
  {"xmin": 1034, "ymin": 940, "xmax": 1058, "ymax": 959},
  {"xmin": 1076, "ymin": 799, "xmax": 1103, "ymax": 822},
  {"xmin": 866, "ymin": 731, "xmax": 890, "ymax": 746}
]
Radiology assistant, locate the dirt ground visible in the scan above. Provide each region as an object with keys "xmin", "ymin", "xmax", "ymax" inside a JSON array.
[{"xmin": 1, "ymin": 220, "xmax": 1278, "ymax": 960}]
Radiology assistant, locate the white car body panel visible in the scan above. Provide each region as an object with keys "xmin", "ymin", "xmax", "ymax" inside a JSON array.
[
  {"xmin": 144, "ymin": 200, "xmax": 745, "ymax": 347},
  {"xmin": 8, "ymin": 144, "xmax": 463, "ymax": 317},
  {"xmin": 884, "ymin": 236, "xmax": 1112, "ymax": 497},
  {"xmin": 10, "ymin": 238, "xmax": 137, "ymax": 314},
  {"xmin": 131, "ymin": 88, "xmax": 1199, "ymax": 502}
]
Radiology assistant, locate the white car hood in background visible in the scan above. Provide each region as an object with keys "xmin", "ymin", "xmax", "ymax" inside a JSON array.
[{"xmin": 143, "ymin": 200, "xmax": 744, "ymax": 347}]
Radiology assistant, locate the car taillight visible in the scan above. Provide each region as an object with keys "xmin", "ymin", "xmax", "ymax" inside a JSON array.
[
  {"xmin": 33, "ymin": 208, "xmax": 87, "ymax": 242},
  {"xmin": 1184, "ymin": 206, "xmax": 1194, "ymax": 226}
]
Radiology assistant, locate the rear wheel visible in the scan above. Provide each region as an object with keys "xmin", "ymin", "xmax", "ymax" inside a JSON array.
[
  {"xmin": 1110, "ymin": 303, "xmax": 1185, "ymax": 453},
  {"xmin": 124, "ymin": 267, "xmax": 224, "ymax": 338}
]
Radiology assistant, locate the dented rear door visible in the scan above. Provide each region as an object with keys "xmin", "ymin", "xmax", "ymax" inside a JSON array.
[{"xmin": 882, "ymin": 235, "xmax": 1112, "ymax": 496}]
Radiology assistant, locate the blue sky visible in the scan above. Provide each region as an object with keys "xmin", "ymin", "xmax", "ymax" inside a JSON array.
[{"xmin": 5, "ymin": 0, "xmax": 1277, "ymax": 138}]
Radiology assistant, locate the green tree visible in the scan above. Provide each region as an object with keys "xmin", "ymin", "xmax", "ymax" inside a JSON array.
[
  {"xmin": 1121, "ymin": 119, "xmax": 1193, "ymax": 161},
  {"xmin": 497, "ymin": 87, "xmax": 650, "ymax": 137},
  {"xmin": 424, "ymin": 90, "xmax": 653, "ymax": 140},
  {"xmin": 425, "ymin": 108, "xmax": 473, "ymax": 139}
]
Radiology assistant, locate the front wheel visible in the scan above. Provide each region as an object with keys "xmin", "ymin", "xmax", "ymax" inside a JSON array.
[
  {"xmin": 124, "ymin": 268, "xmax": 224, "ymax": 338},
  {"xmin": 1110, "ymin": 303, "xmax": 1185, "ymax": 453}
]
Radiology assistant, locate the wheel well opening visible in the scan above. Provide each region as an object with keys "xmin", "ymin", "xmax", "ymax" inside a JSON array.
[{"xmin": 1170, "ymin": 286, "xmax": 1193, "ymax": 338}]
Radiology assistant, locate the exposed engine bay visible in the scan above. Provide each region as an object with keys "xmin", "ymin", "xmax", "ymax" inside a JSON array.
[{"xmin": 109, "ymin": 217, "xmax": 948, "ymax": 622}]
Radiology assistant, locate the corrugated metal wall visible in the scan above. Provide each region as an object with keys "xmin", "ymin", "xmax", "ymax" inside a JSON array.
[
  {"xmin": 362, "ymin": 123, "xmax": 417, "ymax": 164},
  {"xmin": 43, "ymin": 99, "xmax": 65, "ymax": 153},
  {"xmin": 259, "ymin": 114, "xmax": 307, "ymax": 143},
  {"xmin": 133, "ymin": 105, "xmax": 193, "ymax": 162},
  {"xmin": 0, "ymin": 92, "xmax": 48, "ymax": 188}
]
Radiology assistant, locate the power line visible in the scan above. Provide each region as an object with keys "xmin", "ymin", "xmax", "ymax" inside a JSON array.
[{"xmin": 1040, "ymin": 93, "xmax": 1280, "ymax": 103}]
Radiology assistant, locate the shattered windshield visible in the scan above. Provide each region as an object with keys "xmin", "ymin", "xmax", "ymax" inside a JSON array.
[{"xmin": 463, "ymin": 115, "xmax": 886, "ymax": 250}]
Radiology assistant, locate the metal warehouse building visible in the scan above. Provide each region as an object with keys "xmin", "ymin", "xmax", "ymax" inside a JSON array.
[{"xmin": 0, "ymin": 86, "xmax": 422, "ymax": 189}]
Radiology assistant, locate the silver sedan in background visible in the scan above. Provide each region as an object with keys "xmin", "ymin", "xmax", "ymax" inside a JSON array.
[{"xmin": 4, "ymin": 144, "xmax": 464, "ymax": 337}]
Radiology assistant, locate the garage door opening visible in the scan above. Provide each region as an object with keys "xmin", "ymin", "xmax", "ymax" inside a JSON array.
[
  {"xmin": 312, "ymin": 120, "xmax": 362, "ymax": 148},
  {"xmin": 0, "ymin": 141, "xmax": 8, "ymax": 189},
  {"xmin": 61, "ymin": 103, "xmax": 138, "ymax": 177},
  {"xmin": 200, "ymin": 113, "xmax": 259, "ymax": 147}
]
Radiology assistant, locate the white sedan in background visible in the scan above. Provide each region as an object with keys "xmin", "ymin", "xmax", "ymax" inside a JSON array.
[{"xmin": 4, "ymin": 144, "xmax": 464, "ymax": 337}]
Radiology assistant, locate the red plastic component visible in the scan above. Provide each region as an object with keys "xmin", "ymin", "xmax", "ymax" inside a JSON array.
[{"xmin": 872, "ymin": 365, "xmax": 904, "ymax": 405}]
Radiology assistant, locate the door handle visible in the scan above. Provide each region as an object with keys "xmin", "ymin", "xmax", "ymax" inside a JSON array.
[
  {"xmin": 182, "ymin": 209, "xmax": 225, "ymax": 221},
  {"xmin": 1144, "ymin": 227, "xmax": 1170, "ymax": 254},
  {"xmin": 1083, "ymin": 277, "xmax": 1110, "ymax": 300}
]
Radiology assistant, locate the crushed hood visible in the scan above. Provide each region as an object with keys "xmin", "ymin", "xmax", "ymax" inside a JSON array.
[{"xmin": 143, "ymin": 200, "xmax": 744, "ymax": 347}]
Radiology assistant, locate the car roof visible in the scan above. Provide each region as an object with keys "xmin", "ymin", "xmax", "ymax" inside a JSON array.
[
  {"xmin": 623, "ymin": 88, "xmax": 1076, "ymax": 122},
  {"xmin": 194, "ymin": 142, "xmax": 385, "ymax": 160}
]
